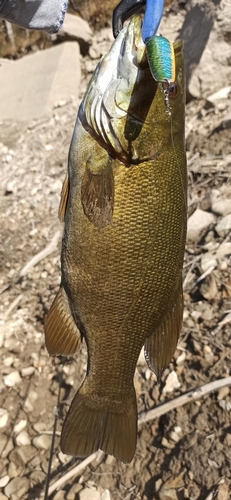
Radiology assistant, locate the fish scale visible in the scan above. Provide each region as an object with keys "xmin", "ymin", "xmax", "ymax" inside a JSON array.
[{"xmin": 44, "ymin": 15, "xmax": 187, "ymax": 463}]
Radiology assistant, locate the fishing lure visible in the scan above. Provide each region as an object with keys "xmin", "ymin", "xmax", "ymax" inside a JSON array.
[
  {"xmin": 112, "ymin": 0, "xmax": 176, "ymax": 113},
  {"xmin": 140, "ymin": 0, "xmax": 176, "ymax": 113},
  {"xmin": 145, "ymin": 34, "xmax": 176, "ymax": 116},
  {"xmin": 145, "ymin": 34, "xmax": 176, "ymax": 82}
]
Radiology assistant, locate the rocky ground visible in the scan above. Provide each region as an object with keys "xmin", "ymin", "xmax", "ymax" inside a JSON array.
[{"xmin": 0, "ymin": 1, "xmax": 231, "ymax": 500}]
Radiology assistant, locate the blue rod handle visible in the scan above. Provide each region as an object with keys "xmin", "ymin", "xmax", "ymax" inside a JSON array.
[{"xmin": 142, "ymin": 0, "xmax": 164, "ymax": 41}]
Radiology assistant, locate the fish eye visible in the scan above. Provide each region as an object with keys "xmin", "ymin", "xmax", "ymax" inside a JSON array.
[{"xmin": 168, "ymin": 82, "xmax": 178, "ymax": 98}]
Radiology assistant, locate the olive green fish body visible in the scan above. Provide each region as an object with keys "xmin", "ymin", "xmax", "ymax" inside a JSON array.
[{"xmin": 45, "ymin": 16, "xmax": 187, "ymax": 463}]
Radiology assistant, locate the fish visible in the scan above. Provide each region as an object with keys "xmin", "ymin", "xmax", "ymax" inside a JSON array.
[{"xmin": 44, "ymin": 15, "xmax": 187, "ymax": 463}]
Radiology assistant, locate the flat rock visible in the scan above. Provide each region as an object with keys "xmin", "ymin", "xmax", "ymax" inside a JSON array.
[
  {"xmin": 0, "ymin": 42, "xmax": 81, "ymax": 122},
  {"xmin": 10, "ymin": 445, "xmax": 37, "ymax": 465},
  {"xmin": 33, "ymin": 422, "xmax": 47, "ymax": 433},
  {"xmin": 0, "ymin": 434, "xmax": 8, "ymax": 455},
  {"xmin": 79, "ymin": 488, "xmax": 100, "ymax": 500},
  {"xmin": 59, "ymin": 13, "xmax": 92, "ymax": 55},
  {"xmin": 15, "ymin": 431, "xmax": 31, "ymax": 446},
  {"xmin": 215, "ymin": 214, "xmax": 231, "ymax": 237},
  {"xmin": 208, "ymin": 86, "xmax": 231, "ymax": 102},
  {"xmin": 33, "ymin": 435, "xmax": 51, "ymax": 450},
  {"xmin": 162, "ymin": 371, "xmax": 181, "ymax": 394},
  {"xmin": 66, "ymin": 483, "xmax": 82, "ymax": 500},
  {"xmin": 199, "ymin": 273, "xmax": 218, "ymax": 300},
  {"xmin": 3, "ymin": 337, "xmax": 20, "ymax": 353},
  {"xmin": 24, "ymin": 390, "xmax": 38, "ymax": 412},
  {"xmin": 101, "ymin": 490, "xmax": 111, "ymax": 500},
  {"xmin": 0, "ymin": 409, "xmax": 9, "ymax": 429},
  {"xmin": 187, "ymin": 208, "xmax": 215, "ymax": 242},
  {"xmin": 217, "ymin": 242, "xmax": 231, "ymax": 260},
  {"xmin": 217, "ymin": 482, "xmax": 229, "ymax": 500},
  {"xmin": 211, "ymin": 189, "xmax": 231, "ymax": 216},
  {"xmin": 52, "ymin": 491, "xmax": 66, "ymax": 500},
  {"xmin": 13, "ymin": 420, "xmax": 27, "ymax": 435},
  {"xmin": 8, "ymin": 462, "xmax": 18, "ymax": 479},
  {"xmin": 0, "ymin": 494, "xmax": 8, "ymax": 500},
  {"xmin": 20, "ymin": 366, "xmax": 35, "ymax": 377},
  {"xmin": 4, "ymin": 477, "xmax": 29, "ymax": 499},
  {"xmin": 3, "ymin": 371, "xmax": 22, "ymax": 387},
  {"xmin": 201, "ymin": 242, "xmax": 231, "ymax": 272},
  {"xmin": 201, "ymin": 252, "xmax": 217, "ymax": 273},
  {"xmin": 0, "ymin": 476, "xmax": 10, "ymax": 488}
]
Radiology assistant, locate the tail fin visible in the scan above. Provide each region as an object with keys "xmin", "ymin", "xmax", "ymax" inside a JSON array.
[{"xmin": 60, "ymin": 382, "xmax": 137, "ymax": 463}]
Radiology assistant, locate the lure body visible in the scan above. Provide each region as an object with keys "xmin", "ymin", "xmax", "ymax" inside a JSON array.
[{"xmin": 145, "ymin": 34, "xmax": 176, "ymax": 82}]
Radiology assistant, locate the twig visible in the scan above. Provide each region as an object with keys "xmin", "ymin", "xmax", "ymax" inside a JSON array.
[
  {"xmin": 47, "ymin": 452, "xmax": 100, "ymax": 496},
  {"xmin": 19, "ymin": 231, "xmax": 60, "ymax": 278},
  {"xmin": 195, "ymin": 265, "xmax": 215, "ymax": 285},
  {"xmin": 211, "ymin": 348, "xmax": 231, "ymax": 372},
  {"xmin": 38, "ymin": 430, "xmax": 61, "ymax": 436},
  {"xmin": 183, "ymin": 255, "xmax": 201, "ymax": 289},
  {"xmin": 212, "ymin": 311, "xmax": 231, "ymax": 335},
  {"xmin": 138, "ymin": 377, "xmax": 231, "ymax": 424},
  {"xmin": 0, "ymin": 284, "xmax": 11, "ymax": 295},
  {"xmin": 3, "ymin": 294, "xmax": 24, "ymax": 319}
]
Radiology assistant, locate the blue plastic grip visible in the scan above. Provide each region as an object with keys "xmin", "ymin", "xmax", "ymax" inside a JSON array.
[{"xmin": 141, "ymin": 0, "xmax": 164, "ymax": 41}]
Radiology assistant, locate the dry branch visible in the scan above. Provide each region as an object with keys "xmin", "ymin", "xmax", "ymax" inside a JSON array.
[
  {"xmin": 138, "ymin": 377, "xmax": 231, "ymax": 424},
  {"xmin": 46, "ymin": 452, "xmax": 100, "ymax": 496},
  {"xmin": 19, "ymin": 231, "xmax": 60, "ymax": 278},
  {"xmin": 3, "ymin": 294, "xmax": 24, "ymax": 319}
]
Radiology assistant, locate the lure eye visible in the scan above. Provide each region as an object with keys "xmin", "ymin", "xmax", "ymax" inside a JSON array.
[{"xmin": 168, "ymin": 82, "xmax": 177, "ymax": 98}]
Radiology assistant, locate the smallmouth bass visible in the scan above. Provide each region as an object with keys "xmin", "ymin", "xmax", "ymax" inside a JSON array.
[{"xmin": 45, "ymin": 15, "xmax": 187, "ymax": 463}]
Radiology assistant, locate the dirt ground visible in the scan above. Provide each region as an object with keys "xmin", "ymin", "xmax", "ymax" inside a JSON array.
[{"xmin": 1, "ymin": 5, "xmax": 231, "ymax": 500}]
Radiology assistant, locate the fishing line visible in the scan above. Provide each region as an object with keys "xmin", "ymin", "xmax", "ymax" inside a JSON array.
[
  {"xmin": 44, "ymin": 362, "xmax": 63, "ymax": 500},
  {"xmin": 168, "ymin": 97, "xmax": 188, "ymax": 213}
]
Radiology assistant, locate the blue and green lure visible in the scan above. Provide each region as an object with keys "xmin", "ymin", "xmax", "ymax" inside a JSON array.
[
  {"xmin": 145, "ymin": 34, "xmax": 176, "ymax": 115},
  {"xmin": 145, "ymin": 35, "xmax": 176, "ymax": 83},
  {"xmin": 141, "ymin": 0, "xmax": 176, "ymax": 112}
]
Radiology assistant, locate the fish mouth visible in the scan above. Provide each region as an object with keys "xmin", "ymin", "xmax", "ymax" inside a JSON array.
[
  {"xmin": 80, "ymin": 15, "xmax": 153, "ymax": 164},
  {"xmin": 122, "ymin": 15, "xmax": 147, "ymax": 70}
]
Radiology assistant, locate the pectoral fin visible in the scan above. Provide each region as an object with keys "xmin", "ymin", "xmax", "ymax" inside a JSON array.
[
  {"xmin": 144, "ymin": 283, "xmax": 183, "ymax": 378},
  {"xmin": 58, "ymin": 174, "xmax": 69, "ymax": 222},
  {"xmin": 81, "ymin": 147, "xmax": 114, "ymax": 229},
  {"xmin": 44, "ymin": 286, "xmax": 81, "ymax": 356}
]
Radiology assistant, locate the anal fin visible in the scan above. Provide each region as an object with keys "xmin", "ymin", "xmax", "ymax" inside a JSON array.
[
  {"xmin": 144, "ymin": 282, "xmax": 184, "ymax": 379},
  {"xmin": 44, "ymin": 286, "xmax": 81, "ymax": 356},
  {"xmin": 58, "ymin": 173, "xmax": 69, "ymax": 222}
]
